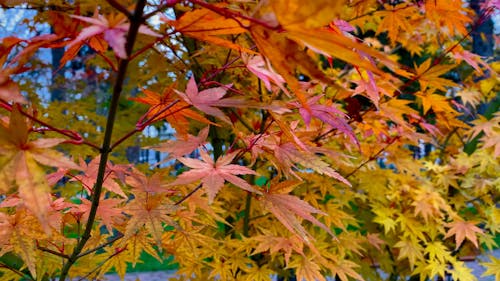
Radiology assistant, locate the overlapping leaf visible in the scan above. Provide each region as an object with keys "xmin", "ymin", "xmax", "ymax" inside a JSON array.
[
  {"xmin": 168, "ymin": 150, "xmax": 260, "ymax": 202},
  {"xmin": 0, "ymin": 108, "xmax": 79, "ymax": 230},
  {"xmin": 131, "ymin": 84, "xmax": 214, "ymax": 137},
  {"xmin": 259, "ymin": 180, "xmax": 334, "ymax": 242}
]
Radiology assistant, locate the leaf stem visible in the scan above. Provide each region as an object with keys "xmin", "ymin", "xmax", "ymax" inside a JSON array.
[{"xmin": 57, "ymin": 1, "xmax": 147, "ymax": 280}]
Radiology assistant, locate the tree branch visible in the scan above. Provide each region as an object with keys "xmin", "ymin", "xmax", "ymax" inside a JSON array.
[
  {"xmin": 57, "ymin": 1, "xmax": 148, "ymax": 280},
  {"xmin": 37, "ymin": 245, "xmax": 70, "ymax": 259}
]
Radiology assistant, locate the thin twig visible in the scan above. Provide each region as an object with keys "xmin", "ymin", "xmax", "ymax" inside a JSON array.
[
  {"xmin": 37, "ymin": 245, "xmax": 70, "ymax": 259},
  {"xmin": 1, "ymin": 101, "xmax": 101, "ymax": 150},
  {"xmin": 110, "ymin": 100, "xmax": 182, "ymax": 150},
  {"xmin": 345, "ymin": 137, "xmax": 398, "ymax": 179},
  {"xmin": 175, "ymin": 184, "xmax": 202, "ymax": 205},
  {"xmin": 76, "ymin": 233, "xmax": 124, "ymax": 259},
  {"xmin": 76, "ymin": 247, "xmax": 127, "ymax": 281},
  {"xmin": 143, "ymin": 0, "xmax": 182, "ymax": 20},
  {"xmin": 0, "ymin": 261, "xmax": 33, "ymax": 280}
]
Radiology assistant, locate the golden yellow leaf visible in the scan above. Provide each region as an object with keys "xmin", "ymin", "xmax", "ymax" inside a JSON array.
[
  {"xmin": 394, "ymin": 239, "xmax": 424, "ymax": 268},
  {"xmin": 481, "ymin": 255, "xmax": 500, "ymax": 281}
]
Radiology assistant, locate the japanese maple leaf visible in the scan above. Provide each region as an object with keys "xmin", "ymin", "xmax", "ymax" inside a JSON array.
[
  {"xmin": 76, "ymin": 196, "xmax": 125, "ymax": 233},
  {"xmin": 123, "ymin": 192, "xmax": 179, "ymax": 248},
  {"xmin": 291, "ymin": 95, "xmax": 358, "ymax": 147},
  {"xmin": 444, "ymin": 220, "xmax": 483, "ymax": 249},
  {"xmin": 126, "ymin": 168, "xmax": 175, "ymax": 194},
  {"xmin": 271, "ymin": 141, "xmax": 350, "ymax": 186},
  {"xmin": 71, "ymin": 156, "xmax": 127, "ymax": 198},
  {"xmin": 0, "ymin": 108, "xmax": 79, "ymax": 231},
  {"xmin": 148, "ymin": 126, "xmax": 209, "ymax": 160},
  {"xmin": 253, "ymin": 234, "xmax": 304, "ymax": 266},
  {"xmin": 174, "ymin": 77, "xmax": 245, "ymax": 124},
  {"xmin": 352, "ymin": 70, "xmax": 380, "ymax": 108},
  {"xmin": 242, "ymin": 54, "xmax": 287, "ymax": 93},
  {"xmin": 481, "ymin": 129, "xmax": 500, "ymax": 158},
  {"xmin": 169, "ymin": 150, "xmax": 260, "ymax": 202},
  {"xmin": 0, "ymin": 37, "xmax": 30, "ymax": 104},
  {"xmin": 482, "ymin": 255, "xmax": 500, "ymax": 281},
  {"xmin": 260, "ymin": 191, "xmax": 333, "ymax": 243},
  {"xmin": 0, "ymin": 74, "xmax": 26, "ymax": 104},
  {"xmin": 163, "ymin": 8, "xmax": 256, "ymax": 54},
  {"xmin": 131, "ymin": 85, "xmax": 214, "ymax": 137},
  {"xmin": 69, "ymin": 11, "xmax": 161, "ymax": 58}
]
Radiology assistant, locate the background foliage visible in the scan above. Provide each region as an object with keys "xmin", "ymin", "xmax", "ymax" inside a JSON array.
[{"xmin": 0, "ymin": 0, "xmax": 499, "ymax": 280}]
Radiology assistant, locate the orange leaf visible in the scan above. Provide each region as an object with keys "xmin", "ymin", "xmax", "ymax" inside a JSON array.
[
  {"xmin": 260, "ymin": 181, "xmax": 334, "ymax": 242},
  {"xmin": 165, "ymin": 7, "xmax": 256, "ymax": 54},
  {"xmin": 444, "ymin": 220, "xmax": 483, "ymax": 249},
  {"xmin": 131, "ymin": 85, "xmax": 215, "ymax": 137}
]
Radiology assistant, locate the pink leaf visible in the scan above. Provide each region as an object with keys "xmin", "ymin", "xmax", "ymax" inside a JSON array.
[
  {"xmin": 175, "ymin": 77, "xmax": 245, "ymax": 124},
  {"xmin": 291, "ymin": 95, "xmax": 358, "ymax": 147},
  {"xmin": 149, "ymin": 127, "xmax": 209, "ymax": 159},
  {"xmin": 243, "ymin": 54, "xmax": 288, "ymax": 93},
  {"xmin": 169, "ymin": 150, "xmax": 260, "ymax": 202},
  {"xmin": 69, "ymin": 12, "xmax": 161, "ymax": 59}
]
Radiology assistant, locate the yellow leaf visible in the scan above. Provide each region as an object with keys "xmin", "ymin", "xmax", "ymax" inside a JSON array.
[
  {"xmin": 425, "ymin": 241, "xmax": 451, "ymax": 263},
  {"xmin": 394, "ymin": 239, "xmax": 424, "ymax": 268},
  {"xmin": 15, "ymin": 152, "xmax": 51, "ymax": 232},
  {"xmin": 481, "ymin": 255, "xmax": 500, "ymax": 281},
  {"xmin": 124, "ymin": 192, "xmax": 179, "ymax": 249},
  {"xmin": 373, "ymin": 207, "xmax": 397, "ymax": 234},
  {"xmin": 479, "ymin": 76, "xmax": 498, "ymax": 96},
  {"xmin": 242, "ymin": 265, "xmax": 274, "ymax": 281},
  {"xmin": 450, "ymin": 261, "xmax": 477, "ymax": 281}
]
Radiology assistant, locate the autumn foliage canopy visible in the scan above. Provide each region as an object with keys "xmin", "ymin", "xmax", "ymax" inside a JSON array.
[{"xmin": 0, "ymin": 0, "xmax": 499, "ymax": 280}]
